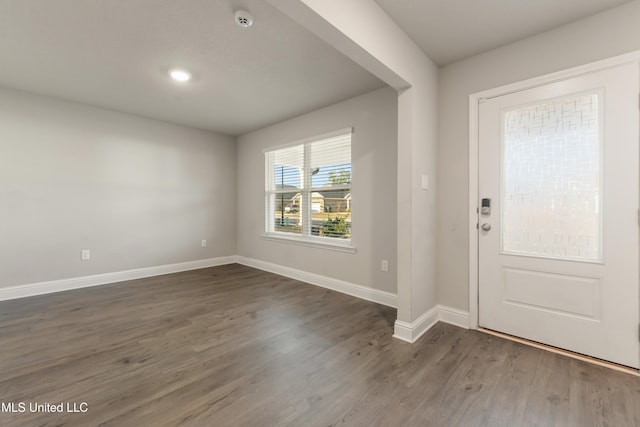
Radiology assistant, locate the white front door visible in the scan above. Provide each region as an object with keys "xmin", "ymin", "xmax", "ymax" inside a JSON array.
[{"xmin": 478, "ymin": 62, "xmax": 640, "ymax": 368}]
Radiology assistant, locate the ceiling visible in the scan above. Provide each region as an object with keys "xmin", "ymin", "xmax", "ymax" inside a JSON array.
[
  {"xmin": 0, "ymin": 1, "xmax": 633, "ymax": 135},
  {"xmin": 375, "ymin": 0, "xmax": 634, "ymax": 66},
  {"xmin": 0, "ymin": 0, "xmax": 385, "ymax": 136}
]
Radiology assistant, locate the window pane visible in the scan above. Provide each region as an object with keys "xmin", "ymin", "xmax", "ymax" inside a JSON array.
[
  {"xmin": 273, "ymin": 193, "xmax": 303, "ymax": 235},
  {"xmin": 312, "ymin": 189, "xmax": 352, "ymax": 239},
  {"xmin": 502, "ymin": 93, "xmax": 601, "ymax": 260},
  {"xmin": 310, "ymin": 135, "xmax": 351, "ymax": 189},
  {"xmin": 272, "ymin": 145, "xmax": 303, "ymax": 191},
  {"xmin": 265, "ymin": 131, "xmax": 352, "ymax": 242}
]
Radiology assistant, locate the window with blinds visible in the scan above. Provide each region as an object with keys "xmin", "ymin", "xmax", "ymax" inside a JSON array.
[{"xmin": 265, "ymin": 130, "xmax": 352, "ymax": 243}]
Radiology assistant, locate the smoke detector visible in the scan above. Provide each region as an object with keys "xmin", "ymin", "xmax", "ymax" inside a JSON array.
[{"xmin": 234, "ymin": 10, "xmax": 254, "ymax": 28}]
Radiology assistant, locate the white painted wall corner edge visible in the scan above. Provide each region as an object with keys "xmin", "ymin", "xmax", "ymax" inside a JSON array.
[
  {"xmin": 393, "ymin": 305, "xmax": 471, "ymax": 343},
  {"xmin": 0, "ymin": 256, "xmax": 238, "ymax": 301}
]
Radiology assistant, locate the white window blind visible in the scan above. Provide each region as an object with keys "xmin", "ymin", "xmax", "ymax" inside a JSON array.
[{"xmin": 265, "ymin": 131, "xmax": 352, "ymax": 243}]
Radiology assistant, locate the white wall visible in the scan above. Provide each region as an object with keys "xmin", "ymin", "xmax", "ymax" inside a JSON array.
[
  {"xmin": 236, "ymin": 87, "xmax": 397, "ymax": 294},
  {"xmin": 268, "ymin": 0, "xmax": 439, "ymax": 332},
  {"xmin": 437, "ymin": 0, "xmax": 640, "ymax": 311},
  {"xmin": 0, "ymin": 87, "xmax": 236, "ymax": 287}
]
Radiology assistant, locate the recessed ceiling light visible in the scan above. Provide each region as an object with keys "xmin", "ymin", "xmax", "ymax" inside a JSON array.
[{"xmin": 169, "ymin": 69, "xmax": 192, "ymax": 82}]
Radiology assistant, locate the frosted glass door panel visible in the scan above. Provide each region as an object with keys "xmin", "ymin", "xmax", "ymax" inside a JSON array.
[
  {"xmin": 502, "ymin": 93, "xmax": 601, "ymax": 261},
  {"xmin": 480, "ymin": 62, "xmax": 639, "ymax": 368}
]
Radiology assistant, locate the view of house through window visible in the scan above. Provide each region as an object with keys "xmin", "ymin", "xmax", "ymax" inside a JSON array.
[{"xmin": 265, "ymin": 131, "xmax": 352, "ymax": 241}]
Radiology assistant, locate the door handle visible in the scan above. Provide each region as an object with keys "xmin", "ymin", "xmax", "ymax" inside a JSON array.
[{"xmin": 481, "ymin": 223, "xmax": 491, "ymax": 232}]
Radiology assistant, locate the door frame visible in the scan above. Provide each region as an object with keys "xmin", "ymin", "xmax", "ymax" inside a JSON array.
[{"xmin": 468, "ymin": 50, "xmax": 640, "ymax": 330}]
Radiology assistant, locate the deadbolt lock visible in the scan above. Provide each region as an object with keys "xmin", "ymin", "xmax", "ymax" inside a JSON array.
[{"xmin": 481, "ymin": 198, "xmax": 491, "ymax": 216}]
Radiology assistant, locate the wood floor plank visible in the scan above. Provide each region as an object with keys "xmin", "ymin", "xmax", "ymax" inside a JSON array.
[{"xmin": 1, "ymin": 264, "xmax": 639, "ymax": 426}]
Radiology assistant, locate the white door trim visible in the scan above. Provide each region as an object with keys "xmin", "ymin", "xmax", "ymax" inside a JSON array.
[{"xmin": 468, "ymin": 50, "xmax": 640, "ymax": 330}]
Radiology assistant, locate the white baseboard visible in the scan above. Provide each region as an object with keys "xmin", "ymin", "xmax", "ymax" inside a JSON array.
[
  {"xmin": 393, "ymin": 304, "xmax": 470, "ymax": 343},
  {"xmin": 0, "ymin": 256, "xmax": 238, "ymax": 301},
  {"xmin": 393, "ymin": 305, "xmax": 439, "ymax": 343},
  {"xmin": 236, "ymin": 256, "xmax": 398, "ymax": 308},
  {"xmin": 1, "ymin": 254, "xmax": 470, "ymax": 346},
  {"xmin": 438, "ymin": 305, "xmax": 470, "ymax": 329},
  {"xmin": 235, "ymin": 258, "xmax": 470, "ymax": 335}
]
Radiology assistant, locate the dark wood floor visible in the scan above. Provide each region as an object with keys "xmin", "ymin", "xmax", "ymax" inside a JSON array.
[{"xmin": 1, "ymin": 264, "xmax": 639, "ymax": 426}]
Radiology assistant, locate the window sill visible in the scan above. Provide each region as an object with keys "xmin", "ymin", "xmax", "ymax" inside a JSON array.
[{"xmin": 261, "ymin": 233, "xmax": 357, "ymax": 253}]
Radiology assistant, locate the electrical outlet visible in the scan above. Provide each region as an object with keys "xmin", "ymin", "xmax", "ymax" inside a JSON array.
[
  {"xmin": 381, "ymin": 260, "xmax": 389, "ymax": 272},
  {"xmin": 81, "ymin": 250, "xmax": 91, "ymax": 261},
  {"xmin": 201, "ymin": 240, "xmax": 207, "ymax": 247}
]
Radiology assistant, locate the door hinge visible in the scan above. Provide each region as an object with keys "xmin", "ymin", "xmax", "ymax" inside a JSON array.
[{"xmin": 638, "ymin": 209, "xmax": 640, "ymax": 226}]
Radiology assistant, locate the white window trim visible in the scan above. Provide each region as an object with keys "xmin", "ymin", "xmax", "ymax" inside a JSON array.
[
  {"xmin": 264, "ymin": 128, "xmax": 355, "ymax": 251},
  {"xmin": 261, "ymin": 127, "xmax": 353, "ymax": 153},
  {"xmin": 261, "ymin": 233, "xmax": 357, "ymax": 253}
]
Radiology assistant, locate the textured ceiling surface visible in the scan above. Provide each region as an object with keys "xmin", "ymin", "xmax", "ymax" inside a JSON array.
[
  {"xmin": 375, "ymin": 0, "xmax": 634, "ymax": 66},
  {"xmin": 0, "ymin": 0, "xmax": 385, "ymax": 135},
  {"xmin": 1, "ymin": 0, "xmax": 633, "ymax": 134}
]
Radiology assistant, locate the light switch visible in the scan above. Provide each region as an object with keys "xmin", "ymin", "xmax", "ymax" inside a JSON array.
[{"xmin": 421, "ymin": 175, "xmax": 429, "ymax": 190}]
